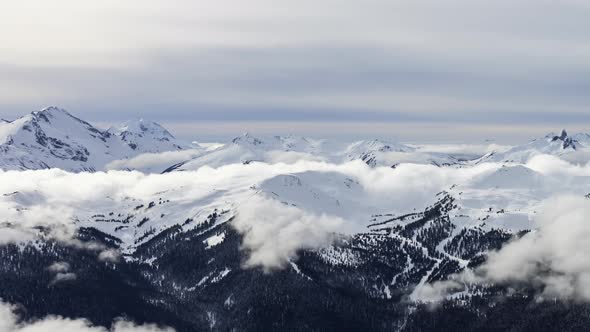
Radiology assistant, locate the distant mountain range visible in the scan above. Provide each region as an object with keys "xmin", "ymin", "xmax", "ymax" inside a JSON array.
[
  {"xmin": 3, "ymin": 107, "xmax": 589, "ymax": 174},
  {"xmin": 0, "ymin": 107, "xmax": 192, "ymax": 172}
]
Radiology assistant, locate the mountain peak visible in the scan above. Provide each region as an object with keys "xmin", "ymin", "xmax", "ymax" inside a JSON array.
[
  {"xmin": 0, "ymin": 108, "xmax": 188, "ymax": 171},
  {"xmin": 109, "ymin": 119, "xmax": 175, "ymax": 139},
  {"xmin": 549, "ymin": 129, "xmax": 576, "ymax": 150},
  {"xmin": 30, "ymin": 106, "xmax": 96, "ymax": 129},
  {"xmin": 37, "ymin": 106, "xmax": 67, "ymax": 113},
  {"xmin": 107, "ymin": 119, "xmax": 187, "ymax": 152},
  {"xmin": 232, "ymin": 132, "xmax": 264, "ymax": 146},
  {"xmin": 560, "ymin": 129, "xmax": 568, "ymax": 139},
  {"xmin": 33, "ymin": 106, "xmax": 70, "ymax": 119},
  {"xmin": 350, "ymin": 138, "xmax": 413, "ymax": 153}
]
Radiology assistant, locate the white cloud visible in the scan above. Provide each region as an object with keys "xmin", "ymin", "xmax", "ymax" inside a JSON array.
[
  {"xmin": 233, "ymin": 195, "xmax": 347, "ymax": 271},
  {"xmin": 526, "ymin": 154, "xmax": 590, "ymax": 176},
  {"xmin": 0, "ymin": 228, "xmax": 34, "ymax": 246},
  {"xmin": 0, "ymin": 199, "xmax": 77, "ymax": 246},
  {"xmin": 0, "ymin": 302, "xmax": 17, "ymax": 332},
  {"xmin": 0, "ymin": 300, "xmax": 174, "ymax": 332},
  {"xmin": 47, "ymin": 262, "xmax": 71, "ymax": 273},
  {"xmin": 106, "ymin": 149, "xmax": 204, "ymax": 173},
  {"xmin": 98, "ymin": 249, "xmax": 121, "ymax": 263},
  {"xmin": 411, "ymin": 278, "xmax": 466, "ymax": 303},
  {"xmin": 264, "ymin": 150, "xmax": 327, "ymax": 164}
]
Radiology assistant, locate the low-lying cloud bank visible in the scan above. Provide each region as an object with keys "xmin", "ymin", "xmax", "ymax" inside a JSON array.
[
  {"xmin": 526, "ymin": 154, "xmax": 590, "ymax": 177},
  {"xmin": 1, "ymin": 154, "xmax": 590, "ymax": 272},
  {"xmin": 0, "ymin": 300, "xmax": 174, "ymax": 332},
  {"xmin": 414, "ymin": 194, "xmax": 590, "ymax": 302},
  {"xmin": 0, "ymin": 160, "xmax": 498, "ymax": 253}
]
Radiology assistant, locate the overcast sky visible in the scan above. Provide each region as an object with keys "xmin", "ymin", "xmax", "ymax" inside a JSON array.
[{"xmin": 2, "ymin": 0, "xmax": 590, "ymax": 143}]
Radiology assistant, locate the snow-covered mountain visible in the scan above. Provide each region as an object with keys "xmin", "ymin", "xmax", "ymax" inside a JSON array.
[
  {"xmin": 344, "ymin": 139, "xmax": 415, "ymax": 167},
  {"xmin": 167, "ymin": 133, "xmax": 329, "ymax": 171},
  {"xmin": 0, "ymin": 107, "xmax": 191, "ymax": 172},
  {"xmin": 344, "ymin": 138, "xmax": 473, "ymax": 167},
  {"xmin": 107, "ymin": 119, "xmax": 188, "ymax": 153},
  {"xmin": 0, "ymin": 110, "xmax": 502, "ymax": 173},
  {"xmin": 478, "ymin": 129, "xmax": 590, "ymax": 164},
  {"xmin": 170, "ymin": 133, "xmax": 472, "ymax": 172}
]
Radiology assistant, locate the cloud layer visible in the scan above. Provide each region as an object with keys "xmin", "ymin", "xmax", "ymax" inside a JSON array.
[
  {"xmin": 0, "ymin": 300, "xmax": 174, "ymax": 332},
  {"xmin": 2, "ymin": 154, "xmax": 590, "ymax": 273},
  {"xmin": 2, "ymin": 1, "xmax": 590, "ymax": 141},
  {"xmin": 0, "ymin": 160, "xmax": 498, "ymax": 268}
]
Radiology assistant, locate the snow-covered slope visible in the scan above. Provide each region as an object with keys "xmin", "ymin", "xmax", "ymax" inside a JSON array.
[
  {"xmin": 107, "ymin": 119, "xmax": 190, "ymax": 153},
  {"xmin": 169, "ymin": 133, "xmax": 328, "ymax": 171},
  {"xmin": 344, "ymin": 139, "xmax": 415, "ymax": 167},
  {"xmin": 344, "ymin": 139, "xmax": 471, "ymax": 167},
  {"xmin": 258, "ymin": 171, "xmax": 366, "ymax": 219},
  {"xmin": 0, "ymin": 107, "xmax": 190, "ymax": 172},
  {"xmin": 478, "ymin": 129, "xmax": 590, "ymax": 164}
]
